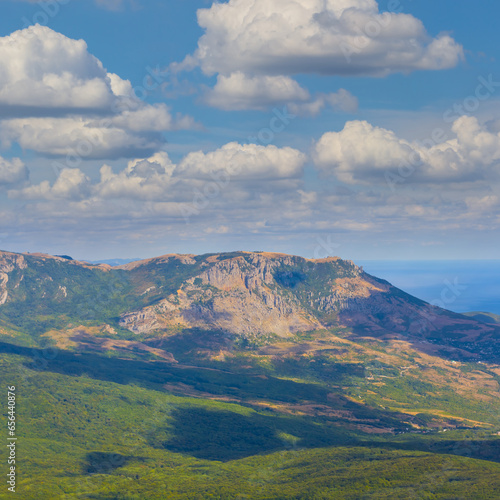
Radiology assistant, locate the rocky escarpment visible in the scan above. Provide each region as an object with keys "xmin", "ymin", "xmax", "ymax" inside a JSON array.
[
  {"xmin": 0, "ymin": 249, "xmax": 497, "ymax": 360},
  {"xmin": 0, "ymin": 252, "xmax": 27, "ymax": 305},
  {"xmin": 120, "ymin": 254, "xmax": 323, "ymax": 336},
  {"xmin": 116, "ymin": 253, "xmax": 363, "ymax": 336},
  {"xmin": 118, "ymin": 252, "xmax": 431, "ymax": 338},
  {"xmin": 117, "ymin": 252, "xmax": 498, "ymax": 345}
]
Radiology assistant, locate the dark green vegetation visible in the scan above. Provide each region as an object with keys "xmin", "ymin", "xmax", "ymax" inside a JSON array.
[
  {"xmin": 0, "ymin": 251, "xmax": 499, "ymax": 498},
  {"xmin": 1, "ymin": 349, "xmax": 500, "ymax": 500}
]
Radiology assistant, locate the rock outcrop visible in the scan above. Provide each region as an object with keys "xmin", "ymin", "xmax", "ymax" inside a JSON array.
[
  {"xmin": 117, "ymin": 252, "xmax": 497, "ymax": 345},
  {"xmin": 0, "ymin": 250, "xmax": 496, "ymax": 360},
  {"xmin": 0, "ymin": 252, "xmax": 27, "ymax": 305},
  {"xmin": 119, "ymin": 254, "xmax": 322, "ymax": 336}
]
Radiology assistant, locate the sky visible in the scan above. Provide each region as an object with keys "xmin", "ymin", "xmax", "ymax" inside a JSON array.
[{"xmin": 0, "ymin": 0, "xmax": 499, "ymax": 261}]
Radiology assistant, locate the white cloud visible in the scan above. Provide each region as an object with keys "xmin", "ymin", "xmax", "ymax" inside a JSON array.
[
  {"xmin": 11, "ymin": 143, "xmax": 306, "ymax": 202},
  {"xmin": 465, "ymin": 195, "xmax": 499, "ymax": 213},
  {"xmin": 204, "ymin": 73, "xmax": 310, "ymax": 111},
  {"xmin": 109, "ymin": 103, "xmax": 198, "ymax": 132},
  {"xmin": 107, "ymin": 73, "xmax": 134, "ymax": 98},
  {"xmin": 192, "ymin": 0, "xmax": 463, "ymax": 78},
  {"xmin": 314, "ymin": 117, "xmax": 500, "ymax": 184},
  {"xmin": 0, "ymin": 26, "xmax": 196, "ymax": 158},
  {"xmin": 0, "ymin": 156, "xmax": 28, "ymax": 187},
  {"xmin": 9, "ymin": 151, "xmax": 177, "ymax": 202},
  {"xmin": 0, "ymin": 117, "xmax": 162, "ymax": 159},
  {"xmin": 204, "ymin": 72, "xmax": 358, "ymax": 114},
  {"xmin": 450, "ymin": 116, "xmax": 500, "ymax": 166},
  {"xmin": 176, "ymin": 142, "xmax": 307, "ymax": 180},
  {"xmin": 0, "ymin": 25, "xmax": 115, "ymax": 113},
  {"xmin": 173, "ymin": 0, "xmax": 462, "ymax": 112},
  {"xmin": 10, "ymin": 168, "xmax": 91, "ymax": 200},
  {"xmin": 96, "ymin": 152, "xmax": 175, "ymax": 200},
  {"xmin": 288, "ymin": 89, "xmax": 359, "ymax": 116},
  {"xmin": 314, "ymin": 120, "xmax": 414, "ymax": 183}
]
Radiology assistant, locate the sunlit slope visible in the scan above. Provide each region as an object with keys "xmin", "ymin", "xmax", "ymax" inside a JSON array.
[{"xmin": 1, "ymin": 250, "xmax": 499, "ymax": 362}]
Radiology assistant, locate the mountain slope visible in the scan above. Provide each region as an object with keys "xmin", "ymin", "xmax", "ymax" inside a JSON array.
[
  {"xmin": 1, "ymin": 249, "xmax": 500, "ymax": 498},
  {"xmin": 464, "ymin": 311, "xmax": 500, "ymax": 325},
  {"xmin": 1, "ymin": 249, "xmax": 498, "ymax": 362}
]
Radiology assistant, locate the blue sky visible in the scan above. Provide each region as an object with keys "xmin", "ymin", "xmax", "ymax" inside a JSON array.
[{"xmin": 0, "ymin": 0, "xmax": 499, "ymax": 261}]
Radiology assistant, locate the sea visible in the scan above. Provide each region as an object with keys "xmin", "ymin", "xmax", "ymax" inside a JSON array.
[{"xmin": 358, "ymin": 260, "xmax": 500, "ymax": 315}]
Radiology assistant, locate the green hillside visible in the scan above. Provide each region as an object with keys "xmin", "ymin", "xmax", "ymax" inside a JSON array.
[
  {"xmin": 0, "ymin": 250, "xmax": 499, "ymax": 498},
  {"xmin": 1, "ymin": 351, "xmax": 500, "ymax": 500}
]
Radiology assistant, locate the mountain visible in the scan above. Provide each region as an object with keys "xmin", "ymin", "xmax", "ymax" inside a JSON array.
[
  {"xmin": 89, "ymin": 258, "xmax": 140, "ymax": 266},
  {"xmin": 1, "ymin": 249, "xmax": 498, "ymax": 362},
  {"xmin": 1, "ymin": 249, "xmax": 499, "ymax": 499},
  {"xmin": 464, "ymin": 311, "xmax": 500, "ymax": 325}
]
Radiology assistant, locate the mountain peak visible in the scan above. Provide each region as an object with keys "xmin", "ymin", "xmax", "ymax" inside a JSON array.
[{"xmin": 0, "ymin": 249, "xmax": 498, "ymax": 362}]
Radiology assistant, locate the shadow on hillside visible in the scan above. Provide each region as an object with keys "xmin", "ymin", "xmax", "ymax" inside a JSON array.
[
  {"xmin": 365, "ymin": 438, "xmax": 500, "ymax": 464},
  {"xmin": 0, "ymin": 341, "xmax": 337, "ymax": 404},
  {"xmin": 153, "ymin": 406, "xmax": 500, "ymax": 463},
  {"xmin": 147, "ymin": 328, "xmax": 231, "ymax": 362},
  {"xmin": 159, "ymin": 407, "xmax": 285, "ymax": 461},
  {"xmin": 155, "ymin": 406, "xmax": 355, "ymax": 461},
  {"xmin": 84, "ymin": 452, "xmax": 146, "ymax": 475},
  {"xmin": 2, "ymin": 341, "xmax": 498, "ymax": 465}
]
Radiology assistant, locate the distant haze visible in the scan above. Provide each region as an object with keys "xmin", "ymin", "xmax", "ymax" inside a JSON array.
[{"xmin": 360, "ymin": 260, "xmax": 500, "ymax": 315}]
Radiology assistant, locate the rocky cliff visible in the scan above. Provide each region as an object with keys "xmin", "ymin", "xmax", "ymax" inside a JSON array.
[
  {"xmin": 0, "ymin": 251, "xmax": 27, "ymax": 305},
  {"xmin": 116, "ymin": 252, "xmax": 497, "ymax": 347},
  {"xmin": 120, "ymin": 253, "xmax": 324, "ymax": 336},
  {"xmin": 0, "ymin": 250, "xmax": 498, "ymax": 361}
]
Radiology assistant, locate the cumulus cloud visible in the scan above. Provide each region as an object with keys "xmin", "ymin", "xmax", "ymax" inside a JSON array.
[
  {"xmin": 10, "ymin": 168, "xmax": 91, "ymax": 200},
  {"xmin": 172, "ymin": 0, "xmax": 462, "ymax": 112},
  {"xmin": 109, "ymin": 103, "xmax": 199, "ymax": 132},
  {"xmin": 0, "ymin": 117, "xmax": 163, "ymax": 159},
  {"xmin": 5, "ymin": 142, "xmax": 500, "ymax": 254},
  {"xmin": 288, "ymin": 89, "xmax": 359, "ymax": 116},
  {"xmin": 0, "ymin": 26, "xmax": 196, "ymax": 158},
  {"xmin": 190, "ymin": 0, "xmax": 463, "ymax": 77},
  {"xmin": 10, "ymin": 153, "xmax": 175, "ymax": 202},
  {"xmin": 96, "ymin": 152, "xmax": 175, "ymax": 200},
  {"xmin": 203, "ymin": 72, "xmax": 358, "ymax": 114},
  {"xmin": 313, "ymin": 116, "xmax": 500, "ymax": 184},
  {"xmin": 314, "ymin": 120, "xmax": 414, "ymax": 183},
  {"xmin": 11, "ymin": 143, "xmax": 306, "ymax": 202},
  {"xmin": 176, "ymin": 142, "xmax": 307, "ymax": 180},
  {"xmin": 0, "ymin": 25, "xmax": 115, "ymax": 114},
  {"xmin": 204, "ymin": 73, "xmax": 310, "ymax": 111},
  {"xmin": 0, "ymin": 156, "xmax": 29, "ymax": 187}
]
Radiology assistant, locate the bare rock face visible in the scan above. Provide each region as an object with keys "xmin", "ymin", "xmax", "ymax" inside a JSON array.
[
  {"xmin": 0, "ymin": 249, "xmax": 497, "ymax": 360},
  {"xmin": 117, "ymin": 251, "xmax": 497, "ymax": 343},
  {"xmin": 119, "ymin": 254, "xmax": 322, "ymax": 337},
  {"xmin": 0, "ymin": 252, "xmax": 27, "ymax": 305},
  {"xmin": 120, "ymin": 297, "xmax": 188, "ymax": 334},
  {"xmin": 118, "ymin": 252, "xmax": 412, "ymax": 337}
]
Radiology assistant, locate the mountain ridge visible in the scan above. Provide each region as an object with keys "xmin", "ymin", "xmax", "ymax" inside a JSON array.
[
  {"xmin": 0, "ymin": 249, "xmax": 499, "ymax": 363},
  {"xmin": 1, "ymin": 248, "xmax": 500, "ymax": 499}
]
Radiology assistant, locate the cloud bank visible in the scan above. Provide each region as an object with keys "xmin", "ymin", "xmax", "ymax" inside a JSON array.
[
  {"xmin": 314, "ymin": 116, "xmax": 500, "ymax": 184},
  {"xmin": 172, "ymin": 0, "xmax": 463, "ymax": 112},
  {"xmin": 0, "ymin": 25, "xmax": 196, "ymax": 159}
]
